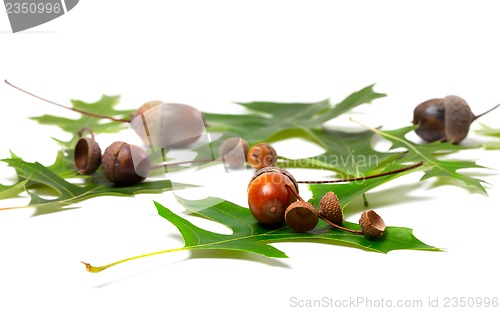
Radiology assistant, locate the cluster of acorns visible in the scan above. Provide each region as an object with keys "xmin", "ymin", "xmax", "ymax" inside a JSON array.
[
  {"xmin": 246, "ymin": 166, "xmax": 386, "ymax": 238},
  {"xmin": 219, "ymin": 138, "xmax": 386, "ymax": 237},
  {"xmin": 74, "ymin": 101, "xmax": 206, "ymax": 186},
  {"xmin": 289, "ymin": 192, "xmax": 386, "ymax": 238},
  {"xmin": 74, "ymin": 129, "xmax": 151, "ymax": 186}
]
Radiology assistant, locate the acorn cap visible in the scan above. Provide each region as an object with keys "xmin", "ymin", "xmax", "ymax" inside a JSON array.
[
  {"xmin": 318, "ymin": 192, "xmax": 343, "ymax": 225},
  {"xmin": 359, "ymin": 210, "xmax": 386, "ymax": 239},
  {"xmin": 285, "ymin": 201, "xmax": 318, "ymax": 232},
  {"xmin": 74, "ymin": 137, "xmax": 102, "ymax": 175},
  {"xmin": 248, "ymin": 166, "xmax": 298, "ymax": 193},
  {"xmin": 218, "ymin": 137, "xmax": 249, "ymax": 169},
  {"xmin": 443, "ymin": 95, "xmax": 474, "ymax": 144}
]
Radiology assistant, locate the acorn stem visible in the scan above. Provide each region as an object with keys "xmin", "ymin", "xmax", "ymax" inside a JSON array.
[
  {"xmin": 4, "ymin": 80, "xmax": 130, "ymax": 123},
  {"xmin": 318, "ymin": 214, "xmax": 363, "ymax": 234},
  {"xmin": 77, "ymin": 127, "xmax": 96, "ymax": 139},
  {"xmin": 473, "ymin": 103, "xmax": 500, "ymax": 121},
  {"xmin": 297, "ymin": 161, "xmax": 423, "ymax": 184},
  {"xmin": 285, "ymin": 184, "xmax": 306, "ymax": 202}
]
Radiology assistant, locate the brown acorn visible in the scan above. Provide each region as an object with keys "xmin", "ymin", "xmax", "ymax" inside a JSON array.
[
  {"xmin": 247, "ymin": 143, "xmax": 277, "ymax": 169},
  {"xmin": 218, "ymin": 137, "xmax": 249, "ymax": 169},
  {"xmin": 359, "ymin": 210, "xmax": 386, "ymax": 238},
  {"xmin": 74, "ymin": 137, "xmax": 102, "ymax": 175},
  {"xmin": 285, "ymin": 201, "xmax": 318, "ymax": 232},
  {"xmin": 413, "ymin": 95, "xmax": 500, "ymax": 144},
  {"xmin": 247, "ymin": 167, "xmax": 299, "ymax": 226},
  {"xmin": 318, "ymin": 192, "xmax": 343, "ymax": 226},
  {"xmin": 130, "ymin": 101, "xmax": 206, "ymax": 149},
  {"xmin": 101, "ymin": 141, "xmax": 151, "ymax": 185}
]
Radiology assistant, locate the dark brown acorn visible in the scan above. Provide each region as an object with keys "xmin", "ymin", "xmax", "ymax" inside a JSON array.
[
  {"xmin": 101, "ymin": 142, "xmax": 151, "ymax": 186},
  {"xmin": 413, "ymin": 95, "xmax": 500, "ymax": 144}
]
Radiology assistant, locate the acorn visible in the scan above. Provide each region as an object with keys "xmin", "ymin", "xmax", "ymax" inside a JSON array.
[
  {"xmin": 74, "ymin": 137, "xmax": 102, "ymax": 175},
  {"xmin": 318, "ymin": 192, "xmax": 343, "ymax": 225},
  {"xmin": 413, "ymin": 95, "xmax": 500, "ymax": 144},
  {"xmin": 218, "ymin": 137, "xmax": 249, "ymax": 169},
  {"xmin": 130, "ymin": 101, "xmax": 206, "ymax": 149},
  {"xmin": 359, "ymin": 210, "xmax": 386, "ymax": 239},
  {"xmin": 247, "ymin": 167, "xmax": 299, "ymax": 226},
  {"xmin": 247, "ymin": 143, "xmax": 277, "ymax": 169},
  {"xmin": 285, "ymin": 201, "xmax": 318, "ymax": 232},
  {"xmin": 101, "ymin": 141, "xmax": 151, "ymax": 186}
]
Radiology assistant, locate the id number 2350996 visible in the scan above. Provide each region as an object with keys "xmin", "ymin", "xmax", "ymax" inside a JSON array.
[{"xmin": 5, "ymin": 2, "xmax": 62, "ymax": 14}]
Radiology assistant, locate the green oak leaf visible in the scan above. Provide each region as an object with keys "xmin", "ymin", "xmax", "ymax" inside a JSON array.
[
  {"xmin": 359, "ymin": 124, "xmax": 488, "ymax": 193},
  {"xmin": 168, "ymin": 167, "xmax": 436, "ymax": 257},
  {"xmin": 0, "ymin": 156, "xmax": 187, "ymax": 216},
  {"xmin": 168, "ymin": 181, "xmax": 435, "ymax": 255},
  {"xmin": 30, "ymin": 95, "xmax": 134, "ymax": 148},
  {"xmin": 475, "ymin": 124, "xmax": 500, "ymax": 150},
  {"xmin": 46, "ymin": 149, "xmax": 78, "ymax": 178},
  {"xmin": 475, "ymin": 123, "xmax": 500, "ymax": 137},
  {"xmin": 201, "ymin": 85, "xmax": 385, "ymax": 155},
  {"xmin": 83, "ymin": 168, "xmax": 436, "ymax": 273},
  {"xmin": 483, "ymin": 141, "xmax": 500, "ymax": 150},
  {"xmin": 0, "ymin": 179, "xmax": 28, "ymax": 200}
]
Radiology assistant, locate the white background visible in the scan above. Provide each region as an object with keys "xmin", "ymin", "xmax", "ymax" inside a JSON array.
[{"xmin": 1, "ymin": 1, "xmax": 500, "ymax": 310}]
